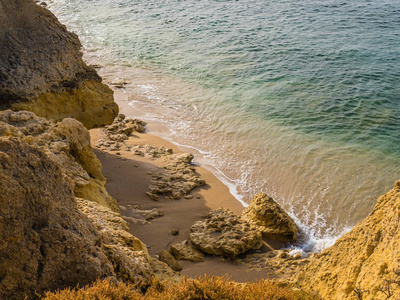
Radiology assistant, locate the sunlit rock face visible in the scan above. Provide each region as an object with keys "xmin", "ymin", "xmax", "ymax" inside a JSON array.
[{"xmin": 0, "ymin": 0, "xmax": 118, "ymax": 128}]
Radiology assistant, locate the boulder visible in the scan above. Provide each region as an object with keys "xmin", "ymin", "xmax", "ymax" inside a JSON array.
[
  {"xmin": 190, "ymin": 208, "xmax": 262, "ymax": 259},
  {"xmin": 170, "ymin": 240, "xmax": 205, "ymax": 263},
  {"xmin": 242, "ymin": 193, "xmax": 298, "ymax": 242},
  {"xmin": 126, "ymin": 117, "xmax": 147, "ymax": 133},
  {"xmin": 0, "ymin": 0, "xmax": 118, "ymax": 128}
]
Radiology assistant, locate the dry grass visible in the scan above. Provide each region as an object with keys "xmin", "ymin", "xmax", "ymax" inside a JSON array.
[{"xmin": 42, "ymin": 276, "xmax": 318, "ymax": 300}]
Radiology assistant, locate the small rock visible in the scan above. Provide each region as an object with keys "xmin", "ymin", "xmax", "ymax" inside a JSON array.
[
  {"xmin": 158, "ymin": 250, "xmax": 182, "ymax": 272},
  {"xmin": 171, "ymin": 229, "xmax": 179, "ymax": 236}
]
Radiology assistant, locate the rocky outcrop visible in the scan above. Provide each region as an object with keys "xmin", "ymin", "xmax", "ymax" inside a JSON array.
[
  {"xmin": 147, "ymin": 153, "xmax": 206, "ymax": 201},
  {"xmin": 76, "ymin": 198, "xmax": 153, "ymax": 284},
  {"xmin": 95, "ymin": 114, "xmax": 150, "ymax": 152},
  {"xmin": 95, "ymin": 114, "xmax": 206, "ymax": 200},
  {"xmin": 190, "ymin": 208, "xmax": 263, "ymax": 259},
  {"xmin": 0, "ymin": 137, "xmax": 114, "ymax": 299},
  {"xmin": 0, "ymin": 113, "xmax": 178, "ymax": 298},
  {"xmin": 0, "ymin": 0, "xmax": 118, "ymax": 128},
  {"xmin": 294, "ymin": 180, "xmax": 400, "ymax": 299},
  {"xmin": 242, "ymin": 193, "xmax": 298, "ymax": 242},
  {"xmin": 0, "ymin": 110, "xmax": 118, "ymax": 212},
  {"xmin": 237, "ymin": 250, "xmax": 311, "ymax": 278}
]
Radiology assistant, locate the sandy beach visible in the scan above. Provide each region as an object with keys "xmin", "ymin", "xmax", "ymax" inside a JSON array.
[{"xmin": 89, "ymin": 87, "xmax": 285, "ymax": 282}]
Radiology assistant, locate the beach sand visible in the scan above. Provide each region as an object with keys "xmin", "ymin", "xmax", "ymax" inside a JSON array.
[{"xmin": 90, "ymin": 88, "xmax": 284, "ymax": 282}]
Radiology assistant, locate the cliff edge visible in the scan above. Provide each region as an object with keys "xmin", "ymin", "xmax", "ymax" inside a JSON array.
[
  {"xmin": 0, "ymin": 0, "xmax": 118, "ymax": 128},
  {"xmin": 294, "ymin": 180, "xmax": 400, "ymax": 299}
]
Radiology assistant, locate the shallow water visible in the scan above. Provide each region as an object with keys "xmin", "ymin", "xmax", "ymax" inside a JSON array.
[{"xmin": 47, "ymin": 0, "xmax": 400, "ymax": 251}]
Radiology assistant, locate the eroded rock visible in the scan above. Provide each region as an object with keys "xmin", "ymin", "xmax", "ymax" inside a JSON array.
[
  {"xmin": 237, "ymin": 250, "xmax": 311, "ymax": 279},
  {"xmin": 0, "ymin": 0, "xmax": 118, "ymax": 128},
  {"xmin": 0, "ymin": 137, "xmax": 113, "ymax": 299},
  {"xmin": 0, "ymin": 110, "xmax": 119, "ymax": 212},
  {"xmin": 119, "ymin": 205, "xmax": 164, "ymax": 225},
  {"xmin": 294, "ymin": 180, "xmax": 400, "ymax": 299},
  {"xmin": 76, "ymin": 199, "xmax": 153, "ymax": 284},
  {"xmin": 147, "ymin": 153, "xmax": 206, "ymax": 201},
  {"xmin": 190, "ymin": 208, "xmax": 262, "ymax": 259},
  {"xmin": 242, "ymin": 193, "xmax": 298, "ymax": 242}
]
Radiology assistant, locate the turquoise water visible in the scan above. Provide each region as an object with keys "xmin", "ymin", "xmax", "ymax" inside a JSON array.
[{"xmin": 47, "ymin": 0, "xmax": 400, "ymax": 251}]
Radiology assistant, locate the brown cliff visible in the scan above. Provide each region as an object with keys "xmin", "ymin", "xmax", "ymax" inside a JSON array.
[
  {"xmin": 0, "ymin": 137, "xmax": 114, "ymax": 299},
  {"xmin": 0, "ymin": 0, "xmax": 118, "ymax": 128},
  {"xmin": 0, "ymin": 110, "xmax": 118, "ymax": 212},
  {"xmin": 294, "ymin": 180, "xmax": 400, "ymax": 299},
  {"xmin": 0, "ymin": 112, "xmax": 175, "ymax": 299}
]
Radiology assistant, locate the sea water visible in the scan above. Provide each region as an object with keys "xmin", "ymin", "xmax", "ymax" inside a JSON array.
[{"xmin": 46, "ymin": 0, "xmax": 400, "ymax": 252}]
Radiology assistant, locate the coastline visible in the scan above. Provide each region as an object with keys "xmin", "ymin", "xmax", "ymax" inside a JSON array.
[{"xmin": 90, "ymin": 87, "xmax": 289, "ymax": 281}]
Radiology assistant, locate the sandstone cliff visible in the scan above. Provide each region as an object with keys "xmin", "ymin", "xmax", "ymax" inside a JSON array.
[
  {"xmin": 294, "ymin": 180, "xmax": 400, "ymax": 299},
  {"xmin": 0, "ymin": 110, "xmax": 118, "ymax": 212},
  {"xmin": 0, "ymin": 111, "xmax": 176, "ymax": 299},
  {"xmin": 0, "ymin": 137, "xmax": 114, "ymax": 299},
  {"xmin": 0, "ymin": 0, "xmax": 118, "ymax": 128}
]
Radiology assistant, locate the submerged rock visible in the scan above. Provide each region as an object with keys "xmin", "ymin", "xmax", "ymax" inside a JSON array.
[
  {"xmin": 242, "ymin": 193, "xmax": 298, "ymax": 242},
  {"xmin": 0, "ymin": 0, "xmax": 118, "ymax": 128},
  {"xmin": 190, "ymin": 208, "xmax": 262, "ymax": 259}
]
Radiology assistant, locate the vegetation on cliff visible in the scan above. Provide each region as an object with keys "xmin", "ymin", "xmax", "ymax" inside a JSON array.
[{"xmin": 42, "ymin": 276, "xmax": 318, "ymax": 300}]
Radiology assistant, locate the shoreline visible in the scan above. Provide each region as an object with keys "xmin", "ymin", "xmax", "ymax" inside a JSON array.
[{"xmin": 90, "ymin": 90, "xmax": 293, "ymax": 281}]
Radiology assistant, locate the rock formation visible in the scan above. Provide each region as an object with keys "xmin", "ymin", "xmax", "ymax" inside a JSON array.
[
  {"xmin": 0, "ymin": 112, "xmax": 179, "ymax": 298},
  {"xmin": 0, "ymin": 0, "xmax": 118, "ymax": 128},
  {"xmin": 95, "ymin": 114, "xmax": 206, "ymax": 201},
  {"xmin": 76, "ymin": 198, "xmax": 154, "ymax": 285},
  {"xmin": 190, "ymin": 208, "xmax": 263, "ymax": 259},
  {"xmin": 242, "ymin": 193, "xmax": 298, "ymax": 242},
  {"xmin": 147, "ymin": 153, "xmax": 206, "ymax": 201},
  {"xmin": 0, "ymin": 110, "xmax": 119, "ymax": 212},
  {"xmin": 0, "ymin": 137, "xmax": 114, "ymax": 300},
  {"xmin": 294, "ymin": 180, "xmax": 400, "ymax": 299}
]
